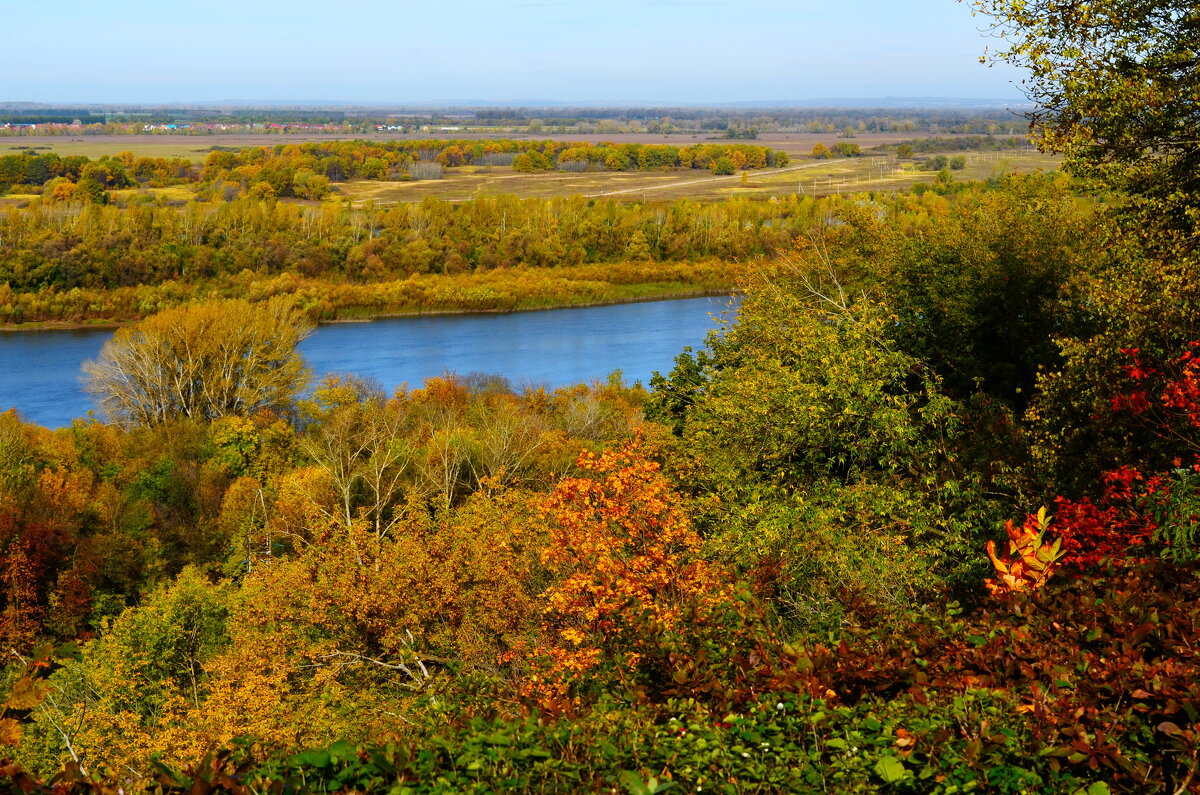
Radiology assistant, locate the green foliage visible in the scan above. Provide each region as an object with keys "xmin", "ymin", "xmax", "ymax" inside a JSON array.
[
  {"xmin": 872, "ymin": 173, "xmax": 1094, "ymax": 407},
  {"xmin": 710, "ymin": 157, "xmax": 735, "ymax": 176},
  {"xmin": 1148, "ymin": 468, "xmax": 1200, "ymax": 562},
  {"xmin": 651, "ymin": 263, "xmax": 1004, "ymax": 627},
  {"xmin": 16, "ymin": 568, "xmax": 231, "ymax": 778},
  {"xmin": 972, "ymin": 0, "xmax": 1200, "ymax": 244},
  {"xmin": 645, "ymin": 346, "xmax": 714, "ymax": 436},
  {"xmin": 645, "ymin": 177, "xmax": 1099, "ymax": 627},
  {"xmin": 680, "ymin": 285, "xmax": 955, "ymax": 488},
  {"xmin": 8, "ymin": 690, "xmax": 1098, "ymax": 793}
]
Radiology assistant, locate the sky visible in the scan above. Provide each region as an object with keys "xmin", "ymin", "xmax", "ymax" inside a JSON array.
[{"xmin": 2, "ymin": 0, "xmax": 1028, "ymax": 105}]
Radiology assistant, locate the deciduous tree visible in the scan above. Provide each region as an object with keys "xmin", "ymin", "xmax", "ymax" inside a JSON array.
[
  {"xmin": 83, "ymin": 298, "xmax": 312, "ymax": 428},
  {"xmin": 972, "ymin": 0, "xmax": 1200, "ymax": 244}
]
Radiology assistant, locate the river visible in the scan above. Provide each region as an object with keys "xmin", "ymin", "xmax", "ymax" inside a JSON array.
[{"xmin": 0, "ymin": 296, "xmax": 737, "ymax": 429}]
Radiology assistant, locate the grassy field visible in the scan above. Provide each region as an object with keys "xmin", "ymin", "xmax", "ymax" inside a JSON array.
[
  {"xmin": 333, "ymin": 150, "xmax": 1060, "ymax": 204},
  {"xmin": 2, "ymin": 132, "xmax": 1059, "ymax": 205},
  {"xmin": 2, "ymin": 137, "xmax": 233, "ymax": 160}
]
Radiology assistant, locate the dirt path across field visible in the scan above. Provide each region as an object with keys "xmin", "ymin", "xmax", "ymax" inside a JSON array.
[{"xmin": 585, "ymin": 160, "xmax": 856, "ymax": 197}]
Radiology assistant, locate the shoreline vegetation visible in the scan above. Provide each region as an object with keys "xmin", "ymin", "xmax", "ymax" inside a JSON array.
[
  {"xmin": 0, "ymin": 286, "xmax": 737, "ymax": 332},
  {"xmin": 0, "ymin": 168, "xmax": 1051, "ymax": 331},
  {"xmin": 0, "ymin": 258, "xmax": 748, "ymax": 330}
]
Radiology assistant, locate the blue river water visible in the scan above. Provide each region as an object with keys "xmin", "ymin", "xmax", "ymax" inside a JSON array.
[{"xmin": 0, "ymin": 296, "xmax": 737, "ymax": 428}]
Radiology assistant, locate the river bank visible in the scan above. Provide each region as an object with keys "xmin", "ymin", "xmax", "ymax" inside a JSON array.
[
  {"xmin": 0, "ymin": 287, "xmax": 737, "ymax": 332},
  {"xmin": 0, "ymin": 259, "xmax": 748, "ymax": 331}
]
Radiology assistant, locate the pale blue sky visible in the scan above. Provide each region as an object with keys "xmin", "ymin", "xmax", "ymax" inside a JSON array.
[{"xmin": 3, "ymin": 0, "xmax": 1025, "ymax": 104}]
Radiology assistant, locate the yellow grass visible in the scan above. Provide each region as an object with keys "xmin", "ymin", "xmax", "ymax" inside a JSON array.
[
  {"xmin": 108, "ymin": 185, "xmax": 196, "ymax": 201},
  {"xmin": 333, "ymin": 150, "xmax": 1061, "ymax": 205}
]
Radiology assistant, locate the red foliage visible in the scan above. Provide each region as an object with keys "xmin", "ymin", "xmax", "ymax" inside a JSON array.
[
  {"xmin": 1047, "ymin": 342, "xmax": 1200, "ymax": 569},
  {"xmin": 1162, "ymin": 341, "xmax": 1200, "ymax": 430},
  {"xmin": 778, "ymin": 561, "xmax": 1200, "ymax": 792},
  {"xmin": 0, "ymin": 468, "xmax": 95, "ymax": 650},
  {"xmin": 1110, "ymin": 341, "xmax": 1200, "ymax": 451},
  {"xmin": 1051, "ymin": 467, "xmax": 1157, "ymax": 568}
]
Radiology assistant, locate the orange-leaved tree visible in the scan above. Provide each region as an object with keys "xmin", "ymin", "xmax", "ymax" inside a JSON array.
[{"xmin": 527, "ymin": 440, "xmax": 767, "ymax": 713}]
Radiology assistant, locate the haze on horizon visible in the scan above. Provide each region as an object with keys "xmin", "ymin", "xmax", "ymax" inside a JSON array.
[{"xmin": 3, "ymin": 0, "xmax": 1025, "ymax": 106}]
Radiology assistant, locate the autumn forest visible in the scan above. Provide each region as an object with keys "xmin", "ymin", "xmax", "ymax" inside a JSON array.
[{"xmin": 1, "ymin": 0, "xmax": 1199, "ymax": 793}]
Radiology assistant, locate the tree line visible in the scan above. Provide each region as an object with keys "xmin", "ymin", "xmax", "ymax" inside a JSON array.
[
  {"xmin": 0, "ymin": 151, "xmax": 197, "ymax": 195},
  {"xmin": 1, "ymin": 106, "xmax": 1031, "ymax": 137},
  {"xmin": 0, "ymin": 187, "xmax": 1060, "ymax": 325},
  {"xmin": 0, "ymin": 192, "xmax": 802, "ymax": 293}
]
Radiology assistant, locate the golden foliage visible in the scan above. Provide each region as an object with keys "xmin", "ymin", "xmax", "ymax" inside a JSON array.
[
  {"xmin": 527, "ymin": 440, "xmax": 733, "ymax": 713},
  {"xmin": 187, "ymin": 486, "xmax": 544, "ymax": 759}
]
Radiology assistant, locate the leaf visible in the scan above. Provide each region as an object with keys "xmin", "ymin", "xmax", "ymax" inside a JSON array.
[
  {"xmin": 618, "ymin": 769, "xmax": 650, "ymax": 795},
  {"xmin": 291, "ymin": 749, "xmax": 332, "ymax": 768},
  {"xmin": 874, "ymin": 755, "xmax": 909, "ymax": 784},
  {"xmin": 0, "ymin": 718, "xmax": 21, "ymax": 746},
  {"xmin": 4, "ymin": 677, "xmax": 50, "ymax": 711}
]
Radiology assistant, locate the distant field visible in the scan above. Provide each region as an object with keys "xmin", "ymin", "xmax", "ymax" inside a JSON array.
[
  {"xmin": 2, "ymin": 137, "xmax": 227, "ymax": 160},
  {"xmin": 334, "ymin": 150, "xmax": 1061, "ymax": 204},
  {"xmin": 2, "ymin": 132, "xmax": 1059, "ymax": 204}
]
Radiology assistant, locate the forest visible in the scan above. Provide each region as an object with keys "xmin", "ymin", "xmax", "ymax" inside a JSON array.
[
  {"xmin": 1, "ymin": 0, "xmax": 1199, "ymax": 792},
  {"xmin": 0, "ymin": 189, "xmax": 1018, "ymax": 325}
]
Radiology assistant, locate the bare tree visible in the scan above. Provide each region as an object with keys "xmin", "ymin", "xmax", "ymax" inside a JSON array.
[{"xmin": 83, "ymin": 298, "xmax": 312, "ymax": 428}]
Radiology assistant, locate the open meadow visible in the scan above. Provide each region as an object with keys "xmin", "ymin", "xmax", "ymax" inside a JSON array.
[
  {"xmin": 332, "ymin": 149, "xmax": 1059, "ymax": 204},
  {"xmin": 2, "ymin": 131, "xmax": 1059, "ymax": 206}
]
